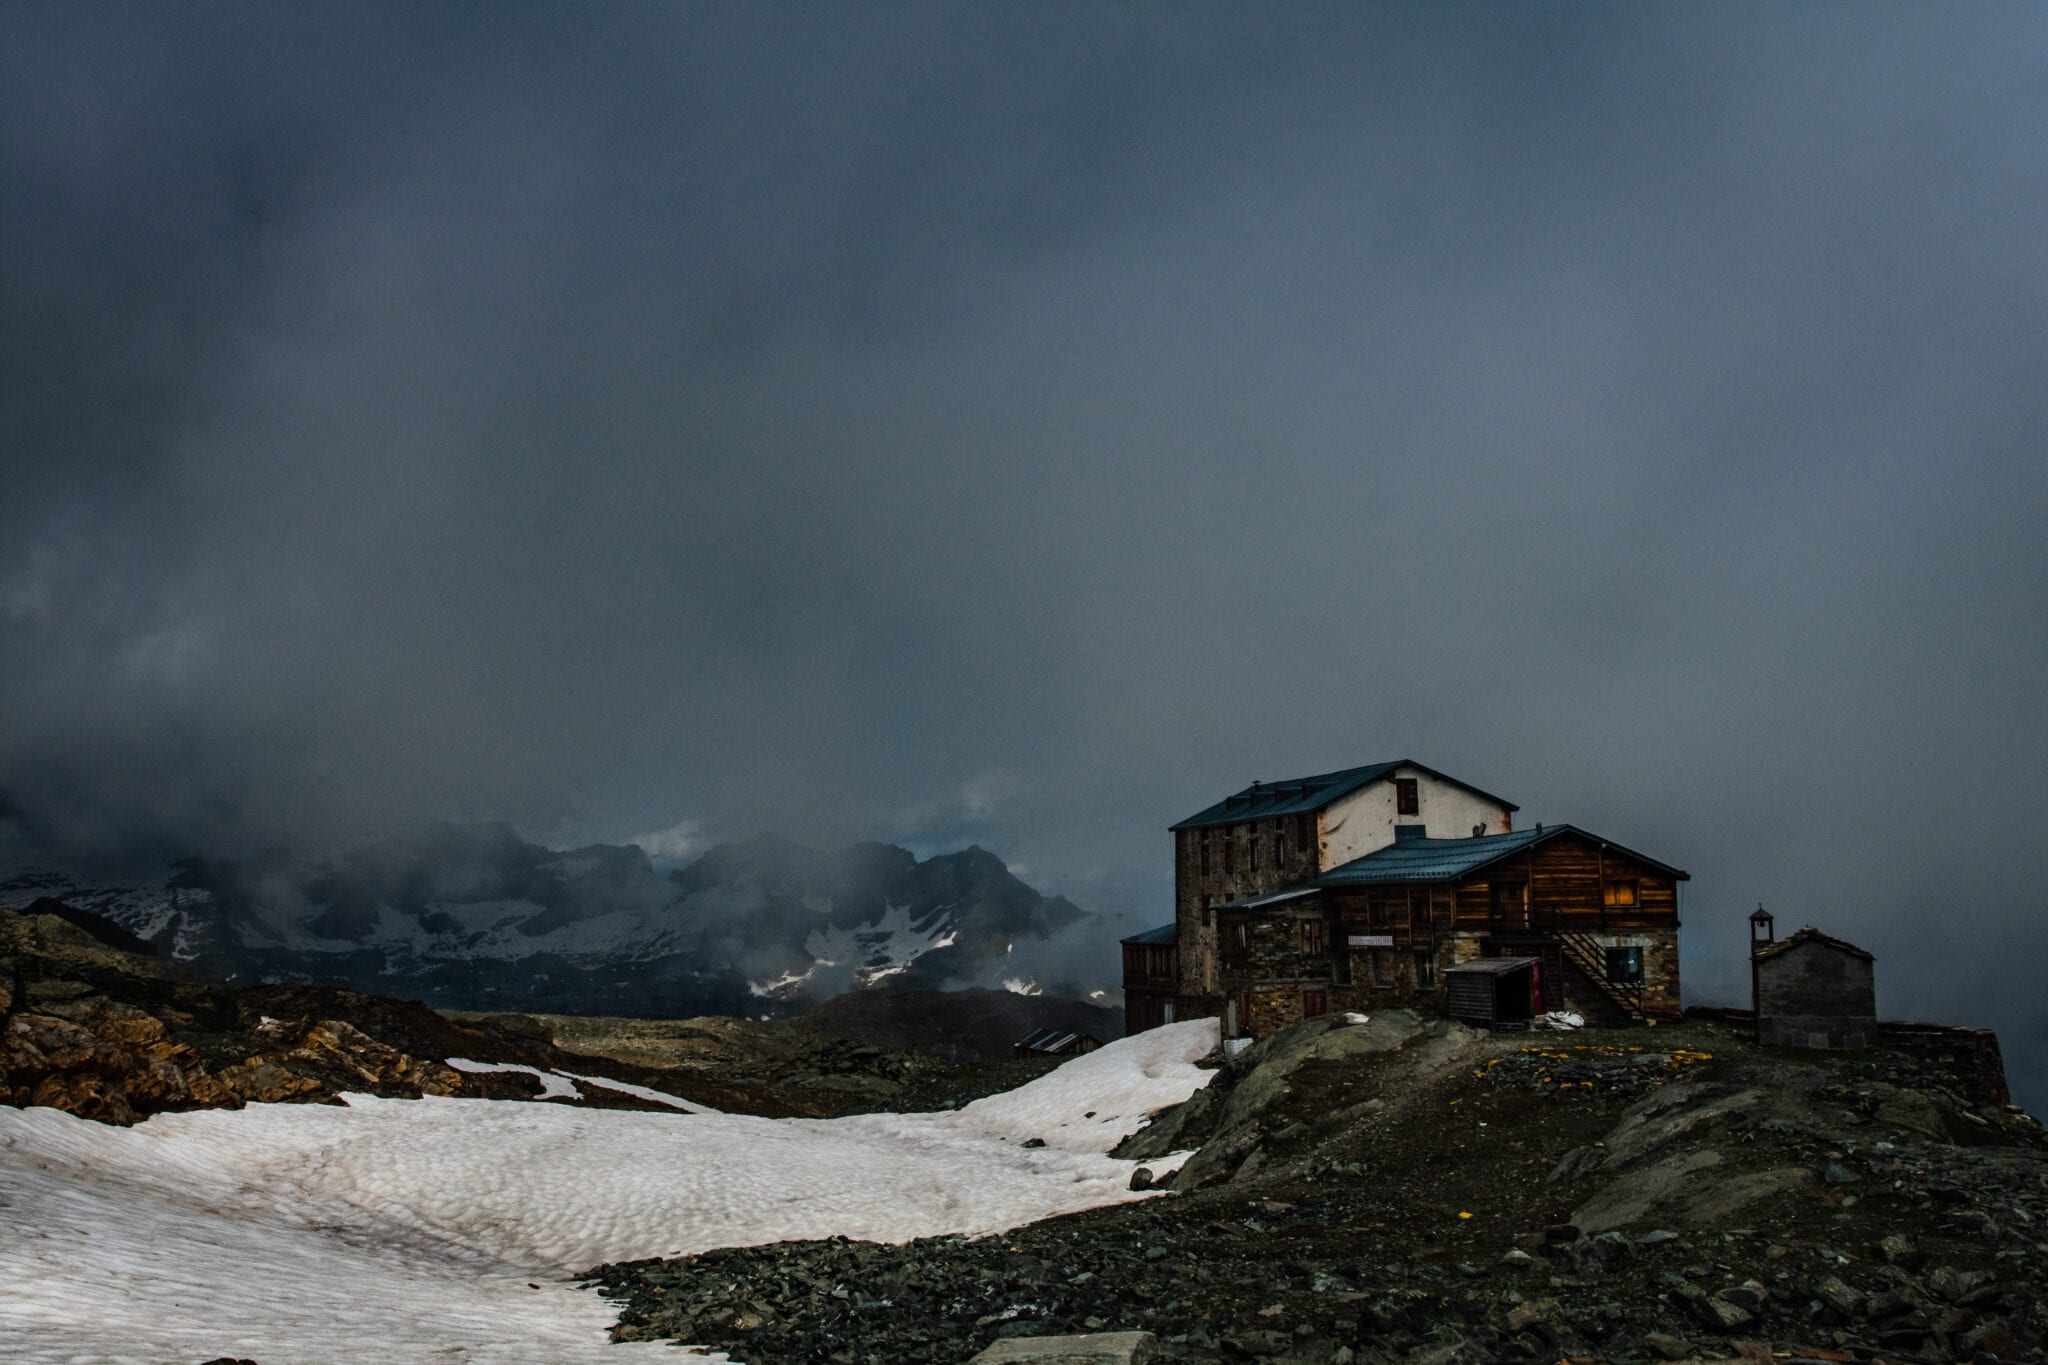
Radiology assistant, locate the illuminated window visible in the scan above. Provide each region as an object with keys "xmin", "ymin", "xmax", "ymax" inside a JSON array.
[{"xmin": 1602, "ymin": 881, "xmax": 1640, "ymax": 908}]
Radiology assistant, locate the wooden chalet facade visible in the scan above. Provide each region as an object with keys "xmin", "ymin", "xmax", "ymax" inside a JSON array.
[
  {"xmin": 1123, "ymin": 760, "xmax": 1689, "ymax": 1040},
  {"xmin": 1119, "ymin": 923, "xmax": 1179, "ymax": 1033}
]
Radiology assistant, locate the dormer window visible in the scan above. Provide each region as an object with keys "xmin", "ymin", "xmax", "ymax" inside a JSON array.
[{"xmin": 1395, "ymin": 778, "xmax": 1419, "ymax": 815}]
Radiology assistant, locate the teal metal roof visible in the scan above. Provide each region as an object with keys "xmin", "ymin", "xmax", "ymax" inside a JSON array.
[
  {"xmin": 1317, "ymin": 824, "xmax": 1690, "ymax": 885},
  {"xmin": 1169, "ymin": 760, "xmax": 1518, "ymax": 831},
  {"xmin": 1121, "ymin": 922, "xmax": 1179, "ymax": 946}
]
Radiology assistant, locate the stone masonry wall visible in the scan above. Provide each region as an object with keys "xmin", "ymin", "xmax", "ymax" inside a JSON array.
[{"xmin": 1878, "ymin": 1022, "xmax": 2009, "ymax": 1105}]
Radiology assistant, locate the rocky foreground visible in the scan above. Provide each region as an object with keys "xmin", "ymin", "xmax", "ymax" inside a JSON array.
[{"xmin": 586, "ymin": 1013, "xmax": 2047, "ymax": 1364}]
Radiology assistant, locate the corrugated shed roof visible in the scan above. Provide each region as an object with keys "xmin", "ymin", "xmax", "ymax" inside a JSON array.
[
  {"xmin": 1169, "ymin": 760, "xmax": 1518, "ymax": 831},
  {"xmin": 1754, "ymin": 925, "xmax": 1873, "ymax": 962},
  {"xmin": 1317, "ymin": 824, "xmax": 1690, "ymax": 885},
  {"xmin": 1016, "ymin": 1027, "xmax": 1092, "ymax": 1052},
  {"xmin": 1121, "ymin": 922, "xmax": 1179, "ymax": 946},
  {"xmin": 1217, "ymin": 887, "xmax": 1322, "ymax": 911},
  {"xmin": 1446, "ymin": 955, "xmax": 1541, "ymax": 975}
]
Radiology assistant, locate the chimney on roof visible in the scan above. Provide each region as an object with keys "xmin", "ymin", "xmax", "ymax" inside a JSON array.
[
  {"xmin": 1393, "ymin": 824, "xmax": 1427, "ymax": 843},
  {"xmin": 1251, "ymin": 780, "xmax": 1261, "ymax": 790}
]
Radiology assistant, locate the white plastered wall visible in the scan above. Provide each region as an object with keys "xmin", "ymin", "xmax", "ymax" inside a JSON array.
[{"xmin": 1316, "ymin": 766, "xmax": 1514, "ymax": 871}]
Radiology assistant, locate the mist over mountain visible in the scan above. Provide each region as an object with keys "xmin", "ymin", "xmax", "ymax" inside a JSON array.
[{"xmin": 0, "ymin": 824, "xmax": 1106, "ymax": 1019}]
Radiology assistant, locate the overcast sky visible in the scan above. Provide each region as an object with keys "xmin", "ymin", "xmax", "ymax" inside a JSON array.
[{"xmin": 4, "ymin": 4, "xmax": 2044, "ymax": 1102}]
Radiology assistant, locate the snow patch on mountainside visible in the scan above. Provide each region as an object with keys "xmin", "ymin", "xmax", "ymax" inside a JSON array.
[
  {"xmin": 0, "ymin": 872, "xmax": 199, "ymax": 950},
  {"xmin": 803, "ymin": 900, "xmax": 963, "ymax": 987}
]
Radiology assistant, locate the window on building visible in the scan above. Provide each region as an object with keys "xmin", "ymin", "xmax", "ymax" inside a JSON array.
[
  {"xmin": 1491, "ymin": 881, "xmax": 1525, "ymax": 917},
  {"xmin": 1200, "ymin": 894, "xmax": 1212, "ymax": 927},
  {"xmin": 1249, "ymin": 835, "xmax": 1259, "ymax": 872},
  {"xmin": 1300, "ymin": 919, "xmax": 1326, "ymax": 957},
  {"xmin": 1605, "ymin": 946, "xmax": 1645, "ymax": 985},
  {"xmin": 1412, "ymin": 949, "xmax": 1436, "ymax": 988},
  {"xmin": 1200, "ymin": 838, "xmax": 1210, "ymax": 877},
  {"xmin": 1275, "ymin": 831, "xmax": 1286, "ymax": 865},
  {"xmin": 1223, "ymin": 921, "xmax": 1250, "ymax": 962},
  {"xmin": 1602, "ymin": 880, "xmax": 1640, "ymax": 908},
  {"xmin": 1302, "ymin": 989, "xmax": 1328, "ymax": 1019},
  {"xmin": 1371, "ymin": 950, "xmax": 1392, "ymax": 986},
  {"xmin": 1224, "ymin": 836, "xmax": 1236, "ymax": 875},
  {"xmin": 1297, "ymin": 813, "xmax": 1315, "ymax": 855},
  {"xmin": 1395, "ymin": 778, "xmax": 1419, "ymax": 815}
]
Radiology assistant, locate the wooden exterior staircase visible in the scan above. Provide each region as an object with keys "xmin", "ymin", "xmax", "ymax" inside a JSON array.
[{"xmin": 1556, "ymin": 930, "xmax": 1647, "ymax": 1022}]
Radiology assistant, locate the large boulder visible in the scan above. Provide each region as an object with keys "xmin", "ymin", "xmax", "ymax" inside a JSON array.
[{"xmin": 1169, "ymin": 1012, "xmax": 1465, "ymax": 1191}]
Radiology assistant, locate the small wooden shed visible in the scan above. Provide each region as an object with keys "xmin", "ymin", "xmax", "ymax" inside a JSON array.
[
  {"xmin": 1753, "ymin": 926, "xmax": 1876, "ymax": 1050},
  {"xmin": 1013, "ymin": 1027, "xmax": 1101, "ymax": 1059},
  {"xmin": 1445, "ymin": 955, "xmax": 1540, "ymax": 1028}
]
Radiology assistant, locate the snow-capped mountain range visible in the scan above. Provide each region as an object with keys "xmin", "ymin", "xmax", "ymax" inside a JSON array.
[{"xmin": 0, "ymin": 826, "xmax": 1106, "ymax": 1018}]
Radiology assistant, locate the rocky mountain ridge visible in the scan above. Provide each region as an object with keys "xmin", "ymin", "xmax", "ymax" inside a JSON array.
[{"xmin": 0, "ymin": 825, "xmax": 1101, "ymax": 1018}]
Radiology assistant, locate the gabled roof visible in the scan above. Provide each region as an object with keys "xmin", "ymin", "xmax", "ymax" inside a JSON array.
[
  {"xmin": 1317, "ymin": 824, "xmax": 1690, "ymax": 885},
  {"xmin": 1753, "ymin": 925, "xmax": 1873, "ymax": 962},
  {"xmin": 1169, "ymin": 760, "xmax": 1518, "ymax": 831},
  {"xmin": 1120, "ymin": 922, "xmax": 1179, "ymax": 946}
]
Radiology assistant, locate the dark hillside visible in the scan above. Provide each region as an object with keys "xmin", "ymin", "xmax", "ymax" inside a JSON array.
[
  {"xmin": 788, "ymin": 986, "xmax": 1122, "ymax": 1062},
  {"xmin": 0, "ymin": 903, "xmax": 799, "ymax": 1124}
]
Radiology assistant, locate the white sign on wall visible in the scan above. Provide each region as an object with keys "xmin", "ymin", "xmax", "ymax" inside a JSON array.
[{"xmin": 1348, "ymin": 934, "xmax": 1394, "ymax": 948}]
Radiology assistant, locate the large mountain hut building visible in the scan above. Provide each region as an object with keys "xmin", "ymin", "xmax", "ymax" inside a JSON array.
[{"xmin": 1120, "ymin": 761, "xmax": 1689, "ymax": 1039}]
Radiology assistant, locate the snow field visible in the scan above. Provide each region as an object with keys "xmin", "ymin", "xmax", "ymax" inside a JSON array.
[{"xmin": 0, "ymin": 1018, "xmax": 1220, "ymax": 1363}]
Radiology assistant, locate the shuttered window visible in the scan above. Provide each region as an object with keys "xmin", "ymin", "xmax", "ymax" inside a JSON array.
[{"xmin": 1300, "ymin": 919, "xmax": 1326, "ymax": 957}]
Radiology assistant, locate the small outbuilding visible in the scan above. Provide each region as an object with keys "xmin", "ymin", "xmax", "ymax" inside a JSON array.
[
  {"xmin": 1444, "ymin": 955, "xmax": 1541, "ymax": 1029},
  {"xmin": 1013, "ymin": 1027, "xmax": 1101, "ymax": 1059},
  {"xmin": 1753, "ymin": 926, "xmax": 1877, "ymax": 1050}
]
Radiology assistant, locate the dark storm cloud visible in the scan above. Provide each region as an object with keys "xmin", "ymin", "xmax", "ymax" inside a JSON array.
[{"xmin": 4, "ymin": 6, "xmax": 2045, "ymax": 1100}]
